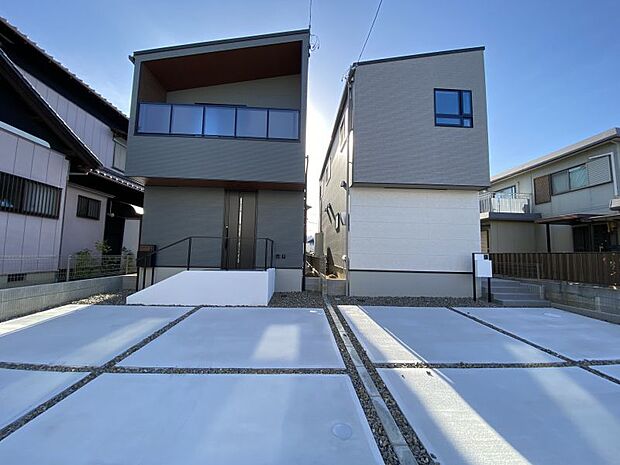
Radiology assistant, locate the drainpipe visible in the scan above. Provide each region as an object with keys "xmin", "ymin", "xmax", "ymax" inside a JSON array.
[{"xmin": 344, "ymin": 66, "xmax": 355, "ymax": 296}]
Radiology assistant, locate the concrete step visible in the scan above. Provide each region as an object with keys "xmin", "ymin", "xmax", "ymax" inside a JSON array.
[{"xmin": 493, "ymin": 298, "xmax": 550, "ymax": 307}]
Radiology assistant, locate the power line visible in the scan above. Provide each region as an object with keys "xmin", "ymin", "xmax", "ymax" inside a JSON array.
[
  {"xmin": 308, "ymin": 0, "xmax": 313, "ymax": 29},
  {"xmin": 356, "ymin": 0, "xmax": 383, "ymax": 63}
]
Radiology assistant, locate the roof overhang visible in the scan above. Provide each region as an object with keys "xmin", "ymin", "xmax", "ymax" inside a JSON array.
[
  {"xmin": 535, "ymin": 213, "xmax": 599, "ymax": 225},
  {"xmin": 0, "ymin": 48, "xmax": 101, "ymax": 169},
  {"xmin": 69, "ymin": 169, "xmax": 144, "ymax": 206},
  {"xmin": 481, "ymin": 212, "xmax": 542, "ymax": 222}
]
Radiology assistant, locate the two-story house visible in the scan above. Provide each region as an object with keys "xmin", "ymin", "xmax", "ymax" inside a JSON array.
[
  {"xmin": 481, "ymin": 128, "xmax": 620, "ymax": 253},
  {"xmin": 319, "ymin": 47, "xmax": 490, "ymax": 297},
  {"xmin": 126, "ymin": 30, "xmax": 309, "ymax": 294},
  {"xmin": 0, "ymin": 17, "xmax": 143, "ymax": 287}
]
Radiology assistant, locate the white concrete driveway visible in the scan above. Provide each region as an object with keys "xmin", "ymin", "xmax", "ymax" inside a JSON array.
[{"xmin": 341, "ymin": 304, "xmax": 620, "ymax": 465}]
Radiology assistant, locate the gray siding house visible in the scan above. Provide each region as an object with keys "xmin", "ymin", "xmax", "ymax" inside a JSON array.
[
  {"xmin": 481, "ymin": 128, "xmax": 620, "ymax": 253},
  {"xmin": 320, "ymin": 47, "xmax": 490, "ymax": 297},
  {"xmin": 126, "ymin": 30, "xmax": 309, "ymax": 291}
]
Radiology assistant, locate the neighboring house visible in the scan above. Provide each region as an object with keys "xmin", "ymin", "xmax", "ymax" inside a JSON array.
[
  {"xmin": 0, "ymin": 18, "xmax": 143, "ymax": 285},
  {"xmin": 481, "ymin": 128, "xmax": 620, "ymax": 253},
  {"xmin": 125, "ymin": 30, "xmax": 309, "ymax": 291},
  {"xmin": 319, "ymin": 47, "xmax": 490, "ymax": 297}
]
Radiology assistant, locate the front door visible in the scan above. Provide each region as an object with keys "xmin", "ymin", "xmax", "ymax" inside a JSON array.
[{"xmin": 222, "ymin": 191, "xmax": 257, "ymax": 269}]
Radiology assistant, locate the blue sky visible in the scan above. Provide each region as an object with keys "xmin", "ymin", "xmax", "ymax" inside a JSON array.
[{"xmin": 2, "ymin": 0, "xmax": 618, "ymax": 230}]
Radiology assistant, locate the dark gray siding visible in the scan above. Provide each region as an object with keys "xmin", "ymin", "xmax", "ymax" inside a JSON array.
[
  {"xmin": 142, "ymin": 186, "xmax": 302, "ymax": 269},
  {"xmin": 352, "ymin": 49, "xmax": 490, "ymax": 188},
  {"xmin": 256, "ymin": 190, "xmax": 304, "ymax": 269},
  {"xmin": 126, "ymin": 136, "xmax": 304, "ymax": 183},
  {"xmin": 319, "ymin": 105, "xmax": 349, "ymax": 270},
  {"xmin": 141, "ymin": 186, "xmax": 225, "ymax": 267}
]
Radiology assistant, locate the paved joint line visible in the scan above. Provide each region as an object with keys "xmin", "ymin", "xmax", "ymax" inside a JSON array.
[
  {"xmin": 375, "ymin": 362, "xmax": 575, "ymax": 369},
  {"xmin": 446, "ymin": 306, "xmax": 620, "ymax": 385},
  {"xmin": 107, "ymin": 366, "xmax": 347, "ymax": 375},
  {"xmin": 0, "ymin": 361, "xmax": 98, "ymax": 372},
  {"xmin": 324, "ymin": 297, "xmax": 435, "ymax": 465},
  {"xmin": 0, "ymin": 305, "xmax": 204, "ymax": 442}
]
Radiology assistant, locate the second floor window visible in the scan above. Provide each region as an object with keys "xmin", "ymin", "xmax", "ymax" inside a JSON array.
[
  {"xmin": 112, "ymin": 138, "xmax": 127, "ymax": 172},
  {"xmin": 434, "ymin": 89, "xmax": 473, "ymax": 128},
  {"xmin": 77, "ymin": 195, "xmax": 101, "ymax": 220}
]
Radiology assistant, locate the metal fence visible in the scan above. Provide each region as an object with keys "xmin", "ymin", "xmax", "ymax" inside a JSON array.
[
  {"xmin": 0, "ymin": 253, "xmax": 136, "ymax": 289},
  {"xmin": 490, "ymin": 252, "xmax": 620, "ymax": 287},
  {"xmin": 67, "ymin": 253, "xmax": 136, "ymax": 281}
]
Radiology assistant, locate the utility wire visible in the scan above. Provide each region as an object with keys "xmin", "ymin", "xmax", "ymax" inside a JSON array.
[
  {"xmin": 308, "ymin": 0, "xmax": 313, "ymax": 29},
  {"xmin": 356, "ymin": 0, "xmax": 383, "ymax": 63}
]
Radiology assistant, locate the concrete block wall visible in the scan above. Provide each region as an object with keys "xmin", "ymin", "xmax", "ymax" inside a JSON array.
[{"xmin": 0, "ymin": 275, "xmax": 133, "ymax": 322}]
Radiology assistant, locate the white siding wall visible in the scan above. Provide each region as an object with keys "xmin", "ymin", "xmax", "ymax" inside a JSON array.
[
  {"xmin": 60, "ymin": 185, "xmax": 109, "ymax": 265},
  {"xmin": 0, "ymin": 127, "xmax": 69, "ymax": 273},
  {"xmin": 18, "ymin": 69, "xmax": 118, "ymax": 169},
  {"xmin": 348, "ymin": 188, "xmax": 480, "ymax": 272}
]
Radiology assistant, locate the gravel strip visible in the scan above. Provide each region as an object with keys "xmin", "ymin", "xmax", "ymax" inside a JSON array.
[
  {"xmin": 107, "ymin": 366, "xmax": 347, "ymax": 375},
  {"xmin": 268, "ymin": 291, "xmax": 324, "ymax": 307},
  {"xmin": 0, "ymin": 305, "xmax": 203, "ymax": 442},
  {"xmin": 333, "ymin": 295, "xmax": 497, "ymax": 307},
  {"xmin": 321, "ymin": 298, "xmax": 403, "ymax": 465},
  {"xmin": 0, "ymin": 361, "xmax": 97, "ymax": 372},
  {"xmin": 70, "ymin": 290, "xmax": 133, "ymax": 306},
  {"xmin": 329, "ymin": 298, "xmax": 437, "ymax": 464},
  {"xmin": 375, "ymin": 361, "xmax": 574, "ymax": 369}
]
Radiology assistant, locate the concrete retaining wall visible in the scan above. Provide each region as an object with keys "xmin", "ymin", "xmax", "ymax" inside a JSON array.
[
  {"xmin": 515, "ymin": 278, "xmax": 620, "ymax": 324},
  {"xmin": 0, "ymin": 274, "xmax": 135, "ymax": 322}
]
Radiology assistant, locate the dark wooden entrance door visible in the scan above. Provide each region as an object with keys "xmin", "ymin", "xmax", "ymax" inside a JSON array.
[{"xmin": 222, "ymin": 191, "xmax": 257, "ymax": 269}]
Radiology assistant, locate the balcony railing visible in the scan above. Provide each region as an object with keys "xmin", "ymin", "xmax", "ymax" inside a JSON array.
[
  {"xmin": 136, "ymin": 102, "xmax": 300, "ymax": 141},
  {"xmin": 479, "ymin": 192, "xmax": 533, "ymax": 214}
]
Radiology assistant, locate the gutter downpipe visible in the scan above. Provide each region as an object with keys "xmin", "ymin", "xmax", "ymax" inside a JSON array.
[{"xmin": 344, "ymin": 66, "xmax": 355, "ymax": 296}]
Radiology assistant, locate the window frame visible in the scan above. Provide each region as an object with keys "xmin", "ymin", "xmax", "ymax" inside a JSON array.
[
  {"xmin": 434, "ymin": 88, "xmax": 473, "ymax": 128},
  {"xmin": 0, "ymin": 171, "xmax": 61, "ymax": 219},
  {"xmin": 551, "ymin": 163, "xmax": 590, "ymax": 195},
  {"xmin": 76, "ymin": 195, "xmax": 101, "ymax": 220},
  {"xmin": 112, "ymin": 138, "xmax": 127, "ymax": 172}
]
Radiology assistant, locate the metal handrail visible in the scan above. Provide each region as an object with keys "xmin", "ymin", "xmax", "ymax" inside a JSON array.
[{"xmin": 137, "ymin": 236, "xmax": 275, "ymax": 290}]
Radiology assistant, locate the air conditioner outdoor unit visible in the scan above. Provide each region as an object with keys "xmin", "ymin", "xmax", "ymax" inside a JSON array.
[{"xmin": 610, "ymin": 198, "xmax": 620, "ymax": 211}]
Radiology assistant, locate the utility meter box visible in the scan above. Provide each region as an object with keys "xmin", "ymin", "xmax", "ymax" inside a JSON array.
[{"xmin": 474, "ymin": 253, "xmax": 493, "ymax": 278}]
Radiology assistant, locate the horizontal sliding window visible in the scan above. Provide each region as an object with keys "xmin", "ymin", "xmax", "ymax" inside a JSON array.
[
  {"xmin": 434, "ymin": 89, "xmax": 473, "ymax": 128},
  {"xmin": 0, "ymin": 171, "xmax": 61, "ymax": 218},
  {"xmin": 136, "ymin": 102, "xmax": 299, "ymax": 141},
  {"xmin": 552, "ymin": 164, "xmax": 589, "ymax": 195},
  {"xmin": 76, "ymin": 195, "xmax": 101, "ymax": 220}
]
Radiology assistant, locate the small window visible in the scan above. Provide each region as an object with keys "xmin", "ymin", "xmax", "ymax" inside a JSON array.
[
  {"xmin": 112, "ymin": 138, "xmax": 127, "ymax": 172},
  {"xmin": 77, "ymin": 195, "xmax": 101, "ymax": 220},
  {"xmin": 338, "ymin": 118, "xmax": 346, "ymax": 148},
  {"xmin": 434, "ymin": 89, "xmax": 473, "ymax": 128}
]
